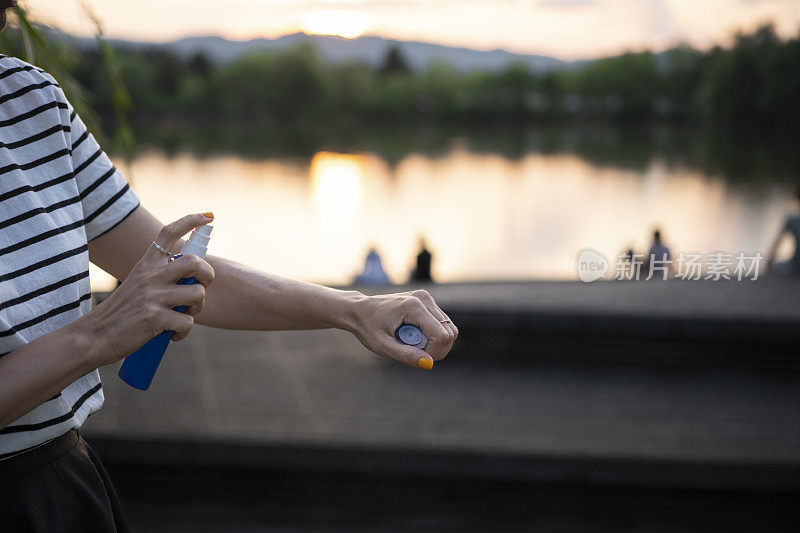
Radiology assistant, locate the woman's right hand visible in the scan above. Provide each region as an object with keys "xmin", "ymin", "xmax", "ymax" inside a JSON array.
[{"xmin": 78, "ymin": 213, "xmax": 215, "ymax": 367}]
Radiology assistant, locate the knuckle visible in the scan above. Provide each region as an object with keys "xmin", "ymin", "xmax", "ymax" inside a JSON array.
[
  {"xmin": 144, "ymin": 302, "xmax": 161, "ymax": 324},
  {"xmin": 412, "ymin": 289, "xmax": 430, "ymax": 301},
  {"xmin": 404, "ymin": 296, "xmax": 423, "ymax": 310},
  {"xmin": 144, "ymin": 312, "xmax": 160, "ymax": 331},
  {"xmin": 147, "ymin": 309, "xmax": 166, "ymax": 331},
  {"xmin": 192, "ymin": 284, "xmax": 206, "ymax": 301},
  {"xmin": 159, "ymin": 224, "xmax": 177, "ymax": 239},
  {"xmin": 180, "ymin": 315, "xmax": 195, "ymax": 332}
]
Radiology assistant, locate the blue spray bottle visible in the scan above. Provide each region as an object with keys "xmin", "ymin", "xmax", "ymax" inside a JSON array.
[{"xmin": 118, "ymin": 224, "xmax": 213, "ymax": 390}]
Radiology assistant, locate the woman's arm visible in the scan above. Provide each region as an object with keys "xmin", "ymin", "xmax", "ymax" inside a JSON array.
[
  {"xmin": 1, "ymin": 215, "xmax": 213, "ymax": 428},
  {"xmin": 89, "ymin": 207, "xmax": 457, "ymax": 368},
  {"xmin": 0, "ymin": 320, "xmax": 97, "ymax": 429},
  {"xmin": 3, "ymin": 207, "xmax": 456, "ymax": 427}
]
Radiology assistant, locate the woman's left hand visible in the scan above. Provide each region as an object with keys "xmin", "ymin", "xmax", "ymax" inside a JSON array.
[{"xmin": 348, "ymin": 289, "xmax": 457, "ymax": 369}]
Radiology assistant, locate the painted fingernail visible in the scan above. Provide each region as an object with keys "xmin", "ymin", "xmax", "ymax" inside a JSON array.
[
  {"xmin": 417, "ymin": 358, "xmax": 433, "ymax": 370},
  {"xmin": 202, "ymin": 212, "xmax": 214, "ymax": 219}
]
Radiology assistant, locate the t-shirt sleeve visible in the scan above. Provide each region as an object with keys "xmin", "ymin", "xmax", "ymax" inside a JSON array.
[{"xmin": 49, "ymin": 78, "xmax": 140, "ymax": 241}]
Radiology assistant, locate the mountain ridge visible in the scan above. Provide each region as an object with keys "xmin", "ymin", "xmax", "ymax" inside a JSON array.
[{"xmin": 77, "ymin": 32, "xmax": 584, "ymax": 74}]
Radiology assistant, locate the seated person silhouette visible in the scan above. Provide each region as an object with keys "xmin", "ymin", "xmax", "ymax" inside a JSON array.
[
  {"xmin": 767, "ymin": 186, "xmax": 800, "ymax": 276},
  {"xmin": 354, "ymin": 247, "xmax": 391, "ymax": 285},
  {"xmin": 410, "ymin": 238, "xmax": 433, "ymax": 282},
  {"xmin": 644, "ymin": 229, "xmax": 671, "ymax": 279}
]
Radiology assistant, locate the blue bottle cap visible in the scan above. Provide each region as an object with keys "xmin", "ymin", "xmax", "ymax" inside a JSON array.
[{"xmin": 395, "ymin": 324, "xmax": 428, "ymax": 348}]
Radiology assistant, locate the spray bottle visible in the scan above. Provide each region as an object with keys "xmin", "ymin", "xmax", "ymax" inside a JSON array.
[{"xmin": 118, "ymin": 225, "xmax": 213, "ymax": 390}]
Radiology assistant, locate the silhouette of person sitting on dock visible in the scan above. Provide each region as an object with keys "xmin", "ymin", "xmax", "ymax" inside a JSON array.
[
  {"xmin": 644, "ymin": 229, "xmax": 671, "ymax": 279},
  {"xmin": 410, "ymin": 238, "xmax": 433, "ymax": 282},
  {"xmin": 767, "ymin": 186, "xmax": 800, "ymax": 276},
  {"xmin": 354, "ymin": 247, "xmax": 391, "ymax": 285}
]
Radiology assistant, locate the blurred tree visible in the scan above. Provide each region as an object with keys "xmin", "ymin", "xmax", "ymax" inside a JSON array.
[
  {"xmin": 146, "ymin": 49, "xmax": 184, "ymax": 97},
  {"xmin": 380, "ymin": 45, "xmax": 410, "ymax": 76},
  {"xmin": 660, "ymin": 46, "xmax": 703, "ymax": 118},
  {"xmin": 214, "ymin": 44, "xmax": 330, "ymax": 122},
  {"xmin": 5, "ymin": 15, "xmax": 796, "ymax": 151},
  {"xmin": 697, "ymin": 24, "xmax": 800, "ymax": 130},
  {"xmin": 574, "ymin": 52, "xmax": 660, "ymax": 117},
  {"xmin": 0, "ymin": 7, "xmax": 101, "ymax": 137},
  {"xmin": 330, "ymin": 61, "xmax": 376, "ymax": 114},
  {"xmin": 81, "ymin": 2, "xmax": 136, "ymax": 164},
  {"xmin": 187, "ymin": 51, "xmax": 213, "ymax": 78},
  {"xmin": 418, "ymin": 61, "xmax": 460, "ymax": 116},
  {"xmin": 495, "ymin": 63, "xmax": 534, "ymax": 115},
  {"xmin": 0, "ymin": 4, "xmax": 135, "ymax": 164}
]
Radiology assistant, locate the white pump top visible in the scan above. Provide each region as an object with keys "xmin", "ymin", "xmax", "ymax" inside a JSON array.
[{"xmin": 180, "ymin": 225, "xmax": 213, "ymax": 259}]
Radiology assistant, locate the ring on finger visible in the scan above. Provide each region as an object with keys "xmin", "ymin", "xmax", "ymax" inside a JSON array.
[{"xmin": 151, "ymin": 241, "xmax": 174, "ymax": 259}]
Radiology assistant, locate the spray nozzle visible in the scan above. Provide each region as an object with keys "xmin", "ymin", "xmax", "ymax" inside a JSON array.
[
  {"xmin": 180, "ymin": 224, "xmax": 213, "ymax": 257},
  {"xmin": 189, "ymin": 224, "xmax": 213, "ymax": 246}
]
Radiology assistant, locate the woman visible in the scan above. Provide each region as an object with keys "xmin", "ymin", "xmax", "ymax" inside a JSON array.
[{"xmin": 0, "ymin": 6, "xmax": 457, "ymax": 530}]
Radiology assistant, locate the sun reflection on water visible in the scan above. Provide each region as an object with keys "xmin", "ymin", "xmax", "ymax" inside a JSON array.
[{"xmin": 310, "ymin": 152, "xmax": 364, "ymax": 215}]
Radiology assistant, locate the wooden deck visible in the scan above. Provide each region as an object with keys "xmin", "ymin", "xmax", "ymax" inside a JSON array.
[{"xmin": 83, "ymin": 279, "xmax": 800, "ymax": 530}]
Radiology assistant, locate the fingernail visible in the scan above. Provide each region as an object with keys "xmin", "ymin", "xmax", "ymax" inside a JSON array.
[
  {"xmin": 202, "ymin": 212, "xmax": 214, "ymax": 219},
  {"xmin": 417, "ymin": 358, "xmax": 433, "ymax": 370}
]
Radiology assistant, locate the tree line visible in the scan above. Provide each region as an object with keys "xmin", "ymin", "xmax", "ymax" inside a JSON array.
[{"xmin": 3, "ymin": 23, "xmax": 798, "ymax": 137}]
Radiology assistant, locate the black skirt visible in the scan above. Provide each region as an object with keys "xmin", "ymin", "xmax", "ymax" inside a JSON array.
[{"xmin": 0, "ymin": 429, "xmax": 130, "ymax": 532}]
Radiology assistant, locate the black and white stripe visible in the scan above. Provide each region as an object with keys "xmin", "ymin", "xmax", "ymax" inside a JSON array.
[{"xmin": 0, "ymin": 56, "xmax": 140, "ymax": 458}]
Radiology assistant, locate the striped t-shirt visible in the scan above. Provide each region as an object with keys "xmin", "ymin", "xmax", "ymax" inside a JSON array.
[{"xmin": 0, "ymin": 55, "xmax": 140, "ymax": 459}]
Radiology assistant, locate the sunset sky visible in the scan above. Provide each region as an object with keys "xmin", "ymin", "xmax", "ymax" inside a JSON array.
[{"xmin": 26, "ymin": 0, "xmax": 800, "ymax": 60}]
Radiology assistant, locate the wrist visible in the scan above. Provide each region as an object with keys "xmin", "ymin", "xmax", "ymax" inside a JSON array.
[
  {"xmin": 333, "ymin": 289, "xmax": 368, "ymax": 333},
  {"xmin": 67, "ymin": 313, "xmax": 105, "ymax": 371}
]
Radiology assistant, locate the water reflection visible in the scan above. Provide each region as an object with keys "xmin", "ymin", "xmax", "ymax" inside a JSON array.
[
  {"xmin": 89, "ymin": 147, "xmax": 794, "ymax": 290},
  {"xmin": 311, "ymin": 152, "xmax": 364, "ymax": 214}
]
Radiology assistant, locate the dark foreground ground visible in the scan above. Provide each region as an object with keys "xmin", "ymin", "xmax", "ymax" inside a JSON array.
[{"xmin": 85, "ymin": 279, "xmax": 800, "ymax": 531}]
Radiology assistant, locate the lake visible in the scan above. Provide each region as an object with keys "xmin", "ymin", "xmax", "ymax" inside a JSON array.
[{"xmin": 93, "ymin": 128, "xmax": 797, "ymax": 290}]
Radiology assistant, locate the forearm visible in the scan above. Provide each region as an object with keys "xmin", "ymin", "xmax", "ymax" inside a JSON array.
[
  {"xmin": 197, "ymin": 255, "xmax": 365, "ymax": 331},
  {"xmin": 0, "ymin": 319, "xmax": 97, "ymax": 429},
  {"xmin": 87, "ymin": 207, "xmax": 456, "ymax": 367},
  {"xmin": 89, "ymin": 207, "xmax": 363, "ymax": 332}
]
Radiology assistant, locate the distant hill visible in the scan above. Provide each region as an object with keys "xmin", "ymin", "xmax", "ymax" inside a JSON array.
[{"xmin": 77, "ymin": 33, "xmax": 581, "ymax": 74}]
